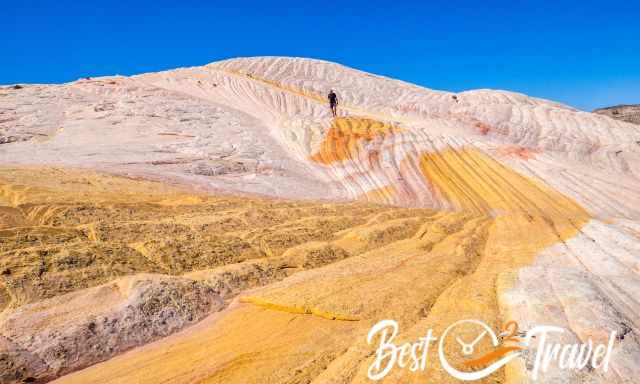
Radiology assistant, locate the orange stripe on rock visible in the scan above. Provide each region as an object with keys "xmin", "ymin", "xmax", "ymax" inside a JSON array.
[{"xmin": 310, "ymin": 117, "xmax": 402, "ymax": 164}]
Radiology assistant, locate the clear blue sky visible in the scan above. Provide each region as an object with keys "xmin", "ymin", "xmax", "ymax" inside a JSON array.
[{"xmin": 4, "ymin": 0, "xmax": 639, "ymax": 111}]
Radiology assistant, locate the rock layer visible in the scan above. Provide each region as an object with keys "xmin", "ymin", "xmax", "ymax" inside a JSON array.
[
  {"xmin": 0, "ymin": 57, "xmax": 639, "ymax": 383},
  {"xmin": 594, "ymin": 104, "xmax": 640, "ymax": 125}
]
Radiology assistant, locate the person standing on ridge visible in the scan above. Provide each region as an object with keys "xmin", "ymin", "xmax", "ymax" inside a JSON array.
[{"xmin": 328, "ymin": 90, "xmax": 338, "ymax": 117}]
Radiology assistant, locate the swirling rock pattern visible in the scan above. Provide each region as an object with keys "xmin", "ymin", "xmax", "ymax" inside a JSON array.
[{"xmin": 0, "ymin": 57, "xmax": 639, "ymax": 383}]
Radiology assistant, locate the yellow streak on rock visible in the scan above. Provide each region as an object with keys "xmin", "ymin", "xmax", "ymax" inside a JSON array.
[
  {"xmin": 222, "ymin": 68, "xmax": 327, "ymax": 104},
  {"xmin": 0, "ymin": 184, "xmax": 32, "ymax": 207},
  {"xmin": 85, "ymin": 222, "xmax": 100, "ymax": 243},
  {"xmin": 371, "ymin": 148, "xmax": 590, "ymax": 383},
  {"xmin": 419, "ymin": 148, "xmax": 587, "ymax": 219},
  {"xmin": 156, "ymin": 195, "xmax": 205, "ymax": 206},
  {"xmin": 217, "ymin": 68, "xmax": 422, "ymax": 125},
  {"xmin": 47, "ymin": 149, "xmax": 589, "ymax": 384},
  {"xmin": 357, "ymin": 185, "xmax": 396, "ymax": 204},
  {"xmin": 54, "ymin": 304, "xmax": 359, "ymax": 384},
  {"xmin": 240, "ymin": 296, "xmax": 360, "ymax": 321},
  {"xmin": 310, "ymin": 117, "xmax": 401, "ymax": 164}
]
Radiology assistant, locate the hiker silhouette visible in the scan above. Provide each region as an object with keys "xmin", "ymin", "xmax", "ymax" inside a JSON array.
[{"xmin": 328, "ymin": 90, "xmax": 338, "ymax": 117}]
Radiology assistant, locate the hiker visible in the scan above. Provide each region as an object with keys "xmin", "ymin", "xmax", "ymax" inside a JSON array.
[{"xmin": 328, "ymin": 90, "xmax": 338, "ymax": 117}]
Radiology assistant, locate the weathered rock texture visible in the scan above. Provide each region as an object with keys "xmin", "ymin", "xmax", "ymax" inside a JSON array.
[
  {"xmin": 594, "ymin": 104, "xmax": 640, "ymax": 125},
  {"xmin": 0, "ymin": 57, "xmax": 639, "ymax": 383}
]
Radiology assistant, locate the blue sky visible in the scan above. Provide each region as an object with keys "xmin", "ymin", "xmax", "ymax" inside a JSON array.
[{"xmin": 4, "ymin": 0, "xmax": 639, "ymax": 111}]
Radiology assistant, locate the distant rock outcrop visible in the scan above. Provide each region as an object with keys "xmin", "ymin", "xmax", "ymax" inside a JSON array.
[{"xmin": 594, "ymin": 104, "xmax": 640, "ymax": 125}]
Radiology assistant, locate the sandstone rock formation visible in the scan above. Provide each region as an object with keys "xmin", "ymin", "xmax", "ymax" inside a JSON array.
[
  {"xmin": 1, "ymin": 57, "xmax": 639, "ymax": 383},
  {"xmin": 594, "ymin": 104, "xmax": 640, "ymax": 125}
]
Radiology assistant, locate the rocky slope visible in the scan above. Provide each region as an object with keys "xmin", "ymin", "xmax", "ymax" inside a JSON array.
[
  {"xmin": 594, "ymin": 104, "xmax": 640, "ymax": 125},
  {"xmin": 1, "ymin": 57, "xmax": 639, "ymax": 383}
]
